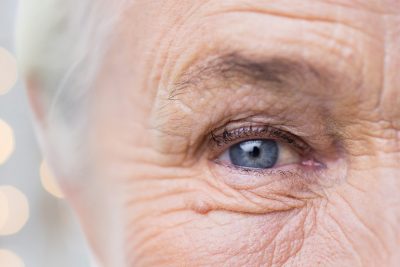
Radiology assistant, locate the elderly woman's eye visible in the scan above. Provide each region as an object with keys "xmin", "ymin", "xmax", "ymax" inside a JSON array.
[
  {"xmin": 228, "ymin": 140, "xmax": 278, "ymax": 168},
  {"xmin": 218, "ymin": 139, "xmax": 301, "ymax": 169},
  {"xmin": 213, "ymin": 125, "xmax": 306, "ymax": 170}
]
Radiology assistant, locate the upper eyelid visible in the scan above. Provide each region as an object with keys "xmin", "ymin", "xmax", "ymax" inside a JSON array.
[{"xmin": 209, "ymin": 124, "xmax": 311, "ymax": 154}]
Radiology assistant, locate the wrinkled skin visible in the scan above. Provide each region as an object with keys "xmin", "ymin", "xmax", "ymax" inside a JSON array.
[{"xmin": 33, "ymin": 0, "xmax": 400, "ymax": 266}]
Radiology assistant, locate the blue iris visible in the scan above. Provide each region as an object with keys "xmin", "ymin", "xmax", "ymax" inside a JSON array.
[{"xmin": 229, "ymin": 139, "xmax": 278, "ymax": 169}]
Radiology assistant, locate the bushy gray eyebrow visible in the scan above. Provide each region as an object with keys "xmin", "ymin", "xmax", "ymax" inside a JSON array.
[{"xmin": 169, "ymin": 52, "xmax": 330, "ymax": 100}]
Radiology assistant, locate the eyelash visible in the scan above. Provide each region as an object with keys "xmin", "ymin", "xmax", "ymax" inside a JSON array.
[{"xmin": 210, "ymin": 124, "xmax": 310, "ymax": 154}]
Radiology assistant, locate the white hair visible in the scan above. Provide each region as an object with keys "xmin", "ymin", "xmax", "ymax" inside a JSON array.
[{"xmin": 16, "ymin": 0, "xmax": 128, "ymax": 179}]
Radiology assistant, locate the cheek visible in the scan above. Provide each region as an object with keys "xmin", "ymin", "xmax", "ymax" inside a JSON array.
[
  {"xmin": 124, "ymin": 198, "xmax": 316, "ymax": 267},
  {"xmin": 118, "ymin": 166, "xmax": 400, "ymax": 267},
  {"xmin": 325, "ymin": 167, "xmax": 400, "ymax": 261},
  {"xmin": 118, "ymin": 160, "xmax": 323, "ymax": 267},
  {"xmin": 124, "ymin": 194, "xmax": 364, "ymax": 267},
  {"xmin": 163, "ymin": 210, "xmax": 315, "ymax": 266}
]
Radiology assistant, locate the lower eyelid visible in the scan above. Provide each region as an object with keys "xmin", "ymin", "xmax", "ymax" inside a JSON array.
[
  {"xmin": 208, "ymin": 160, "xmax": 325, "ymax": 200},
  {"xmin": 207, "ymin": 152, "xmax": 350, "ymax": 214},
  {"xmin": 204, "ymin": 169, "xmax": 322, "ymax": 214}
]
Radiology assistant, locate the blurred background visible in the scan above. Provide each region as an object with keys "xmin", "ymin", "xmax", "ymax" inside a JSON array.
[{"xmin": 0, "ymin": 1, "xmax": 92, "ymax": 266}]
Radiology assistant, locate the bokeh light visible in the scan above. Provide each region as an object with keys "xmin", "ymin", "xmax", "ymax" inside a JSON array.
[
  {"xmin": 0, "ymin": 250, "xmax": 25, "ymax": 267},
  {"xmin": 0, "ymin": 190, "xmax": 8, "ymax": 229},
  {"xmin": 0, "ymin": 47, "xmax": 17, "ymax": 95},
  {"xmin": 0, "ymin": 119, "xmax": 15, "ymax": 165},
  {"xmin": 40, "ymin": 161, "xmax": 64, "ymax": 199},
  {"xmin": 0, "ymin": 186, "xmax": 29, "ymax": 236}
]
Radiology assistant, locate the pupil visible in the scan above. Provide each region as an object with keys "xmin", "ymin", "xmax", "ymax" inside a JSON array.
[
  {"xmin": 249, "ymin": 146, "xmax": 260, "ymax": 158},
  {"xmin": 229, "ymin": 139, "xmax": 279, "ymax": 169}
]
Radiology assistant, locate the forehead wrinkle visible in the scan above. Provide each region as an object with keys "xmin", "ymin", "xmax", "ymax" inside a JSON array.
[{"xmin": 169, "ymin": 52, "xmax": 333, "ymax": 101}]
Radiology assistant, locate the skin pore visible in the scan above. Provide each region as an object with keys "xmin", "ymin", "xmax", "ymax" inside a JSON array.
[{"xmin": 30, "ymin": 0, "xmax": 400, "ymax": 266}]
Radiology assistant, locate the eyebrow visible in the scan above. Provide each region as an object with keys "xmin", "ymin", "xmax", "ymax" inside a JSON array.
[{"xmin": 170, "ymin": 52, "xmax": 330, "ymax": 100}]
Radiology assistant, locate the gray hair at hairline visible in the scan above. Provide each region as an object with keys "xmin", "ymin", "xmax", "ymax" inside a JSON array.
[{"xmin": 16, "ymin": 0, "xmax": 128, "ymax": 180}]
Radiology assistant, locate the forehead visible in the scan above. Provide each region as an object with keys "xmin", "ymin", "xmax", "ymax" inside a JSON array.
[{"xmin": 100, "ymin": 0, "xmax": 400, "ymax": 122}]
